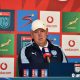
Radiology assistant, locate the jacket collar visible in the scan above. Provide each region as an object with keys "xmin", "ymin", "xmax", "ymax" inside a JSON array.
[{"xmin": 32, "ymin": 39, "xmax": 54, "ymax": 49}]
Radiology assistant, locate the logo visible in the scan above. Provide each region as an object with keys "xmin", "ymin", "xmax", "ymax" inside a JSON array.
[
  {"xmin": 32, "ymin": 52, "xmax": 37, "ymax": 56},
  {"xmin": 32, "ymin": 69, "xmax": 38, "ymax": 77},
  {"xmin": 0, "ymin": 39, "xmax": 11, "ymax": 48},
  {"xmin": 65, "ymin": 17, "xmax": 79, "ymax": 29},
  {"xmin": 0, "ymin": 58, "xmax": 14, "ymax": 77},
  {"xmin": 51, "ymin": 50, "xmax": 57, "ymax": 56},
  {"xmin": 44, "ymin": 47, "xmax": 49, "ymax": 53},
  {"xmin": 41, "ymin": 69, "xmax": 48, "ymax": 77},
  {"xmin": 0, "ymin": 12, "xmax": 10, "ymax": 29},
  {"xmin": 23, "ymin": 69, "xmax": 29, "ymax": 77},
  {"xmin": 0, "ymin": 63, "xmax": 7, "ymax": 70},
  {"xmin": 21, "ymin": 35, "xmax": 32, "ymax": 48},
  {"xmin": 40, "ymin": 11, "xmax": 60, "ymax": 32},
  {"xmin": 74, "ymin": 64, "xmax": 80, "ymax": 73},
  {"xmin": 21, "ymin": 14, "xmax": 34, "ymax": 27},
  {"xmin": 68, "ymin": 40, "xmax": 75, "ymax": 47},
  {"xmin": 47, "ymin": 16, "xmax": 54, "ymax": 23},
  {"xmin": 21, "ymin": 36, "xmax": 31, "ymax": 41},
  {"xmin": 72, "ymin": 64, "xmax": 80, "ymax": 77}
]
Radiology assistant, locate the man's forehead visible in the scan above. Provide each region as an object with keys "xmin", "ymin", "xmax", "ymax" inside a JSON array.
[{"xmin": 33, "ymin": 28, "xmax": 46, "ymax": 31}]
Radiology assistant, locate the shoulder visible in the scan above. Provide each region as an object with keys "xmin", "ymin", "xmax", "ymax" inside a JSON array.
[
  {"xmin": 48, "ymin": 39, "xmax": 61, "ymax": 49},
  {"xmin": 21, "ymin": 41, "xmax": 33, "ymax": 52},
  {"xmin": 20, "ymin": 42, "xmax": 33, "ymax": 58},
  {"xmin": 53, "ymin": 44, "xmax": 61, "ymax": 49},
  {"xmin": 26, "ymin": 41, "xmax": 33, "ymax": 47},
  {"xmin": 49, "ymin": 42, "xmax": 61, "ymax": 50}
]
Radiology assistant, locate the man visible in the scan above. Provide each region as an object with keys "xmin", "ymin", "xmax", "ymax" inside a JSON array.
[{"xmin": 18, "ymin": 19, "xmax": 67, "ymax": 65}]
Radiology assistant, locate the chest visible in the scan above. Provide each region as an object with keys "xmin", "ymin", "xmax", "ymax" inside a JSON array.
[{"xmin": 28, "ymin": 49, "xmax": 62, "ymax": 63}]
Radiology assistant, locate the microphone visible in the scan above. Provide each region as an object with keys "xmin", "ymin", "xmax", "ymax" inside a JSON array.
[{"xmin": 42, "ymin": 47, "xmax": 51, "ymax": 63}]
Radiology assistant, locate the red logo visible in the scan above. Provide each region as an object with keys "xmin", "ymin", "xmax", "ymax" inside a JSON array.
[
  {"xmin": 47, "ymin": 16, "xmax": 53, "ymax": 23},
  {"xmin": 21, "ymin": 14, "xmax": 34, "ymax": 27},
  {"xmin": 0, "ymin": 63, "xmax": 7, "ymax": 70},
  {"xmin": 68, "ymin": 40, "xmax": 75, "ymax": 47}
]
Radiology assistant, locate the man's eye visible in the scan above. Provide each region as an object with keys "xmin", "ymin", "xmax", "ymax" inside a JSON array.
[
  {"xmin": 41, "ymin": 30, "xmax": 45, "ymax": 32},
  {"xmin": 34, "ymin": 31, "xmax": 38, "ymax": 33}
]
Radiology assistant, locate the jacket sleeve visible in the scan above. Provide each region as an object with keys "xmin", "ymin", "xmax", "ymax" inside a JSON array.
[
  {"xmin": 18, "ymin": 46, "xmax": 30, "ymax": 77},
  {"xmin": 61, "ymin": 48, "xmax": 68, "ymax": 63},
  {"xmin": 20, "ymin": 46, "xmax": 30, "ymax": 63}
]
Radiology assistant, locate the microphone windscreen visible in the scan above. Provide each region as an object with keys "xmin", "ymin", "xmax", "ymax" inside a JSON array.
[
  {"xmin": 42, "ymin": 47, "xmax": 51, "ymax": 59},
  {"xmin": 43, "ymin": 53, "xmax": 51, "ymax": 59},
  {"xmin": 42, "ymin": 47, "xmax": 51, "ymax": 63}
]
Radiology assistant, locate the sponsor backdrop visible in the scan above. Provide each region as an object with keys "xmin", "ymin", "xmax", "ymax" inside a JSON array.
[{"xmin": 0, "ymin": 0, "xmax": 80, "ymax": 77}]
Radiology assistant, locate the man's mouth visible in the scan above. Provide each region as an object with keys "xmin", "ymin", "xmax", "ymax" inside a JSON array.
[{"xmin": 39, "ymin": 38, "xmax": 43, "ymax": 40}]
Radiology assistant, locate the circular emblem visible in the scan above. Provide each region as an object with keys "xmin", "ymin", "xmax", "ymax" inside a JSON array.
[
  {"xmin": 68, "ymin": 40, "xmax": 75, "ymax": 47},
  {"xmin": 1, "ymin": 62, "xmax": 7, "ymax": 70},
  {"xmin": 47, "ymin": 16, "xmax": 53, "ymax": 23},
  {"xmin": 51, "ymin": 50, "xmax": 57, "ymax": 56}
]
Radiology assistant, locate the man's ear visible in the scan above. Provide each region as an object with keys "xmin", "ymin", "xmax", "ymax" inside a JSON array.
[{"xmin": 46, "ymin": 28, "xmax": 48, "ymax": 36}]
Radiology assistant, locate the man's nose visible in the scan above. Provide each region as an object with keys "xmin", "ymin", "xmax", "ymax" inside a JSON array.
[{"xmin": 38, "ymin": 31, "xmax": 41, "ymax": 35}]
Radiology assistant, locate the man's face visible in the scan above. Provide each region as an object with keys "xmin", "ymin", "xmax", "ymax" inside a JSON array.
[{"xmin": 31, "ymin": 28, "xmax": 48, "ymax": 47}]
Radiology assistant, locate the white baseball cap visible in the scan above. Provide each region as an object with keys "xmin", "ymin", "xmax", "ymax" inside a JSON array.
[{"xmin": 31, "ymin": 19, "xmax": 47, "ymax": 31}]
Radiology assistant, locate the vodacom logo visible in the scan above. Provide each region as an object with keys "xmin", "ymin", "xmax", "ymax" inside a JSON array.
[
  {"xmin": 0, "ymin": 62, "xmax": 7, "ymax": 70},
  {"xmin": 47, "ymin": 16, "xmax": 54, "ymax": 23},
  {"xmin": 68, "ymin": 40, "xmax": 75, "ymax": 47}
]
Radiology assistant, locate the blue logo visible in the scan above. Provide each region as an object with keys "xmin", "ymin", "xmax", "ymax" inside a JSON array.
[
  {"xmin": 51, "ymin": 50, "xmax": 57, "ymax": 57},
  {"xmin": 0, "ymin": 10, "xmax": 14, "ymax": 31},
  {"xmin": 17, "ymin": 10, "xmax": 38, "ymax": 32}
]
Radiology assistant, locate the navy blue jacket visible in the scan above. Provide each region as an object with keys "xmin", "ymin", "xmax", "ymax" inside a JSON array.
[{"xmin": 19, "ymin": 39, "xmax": 67, "ymax": 65}]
